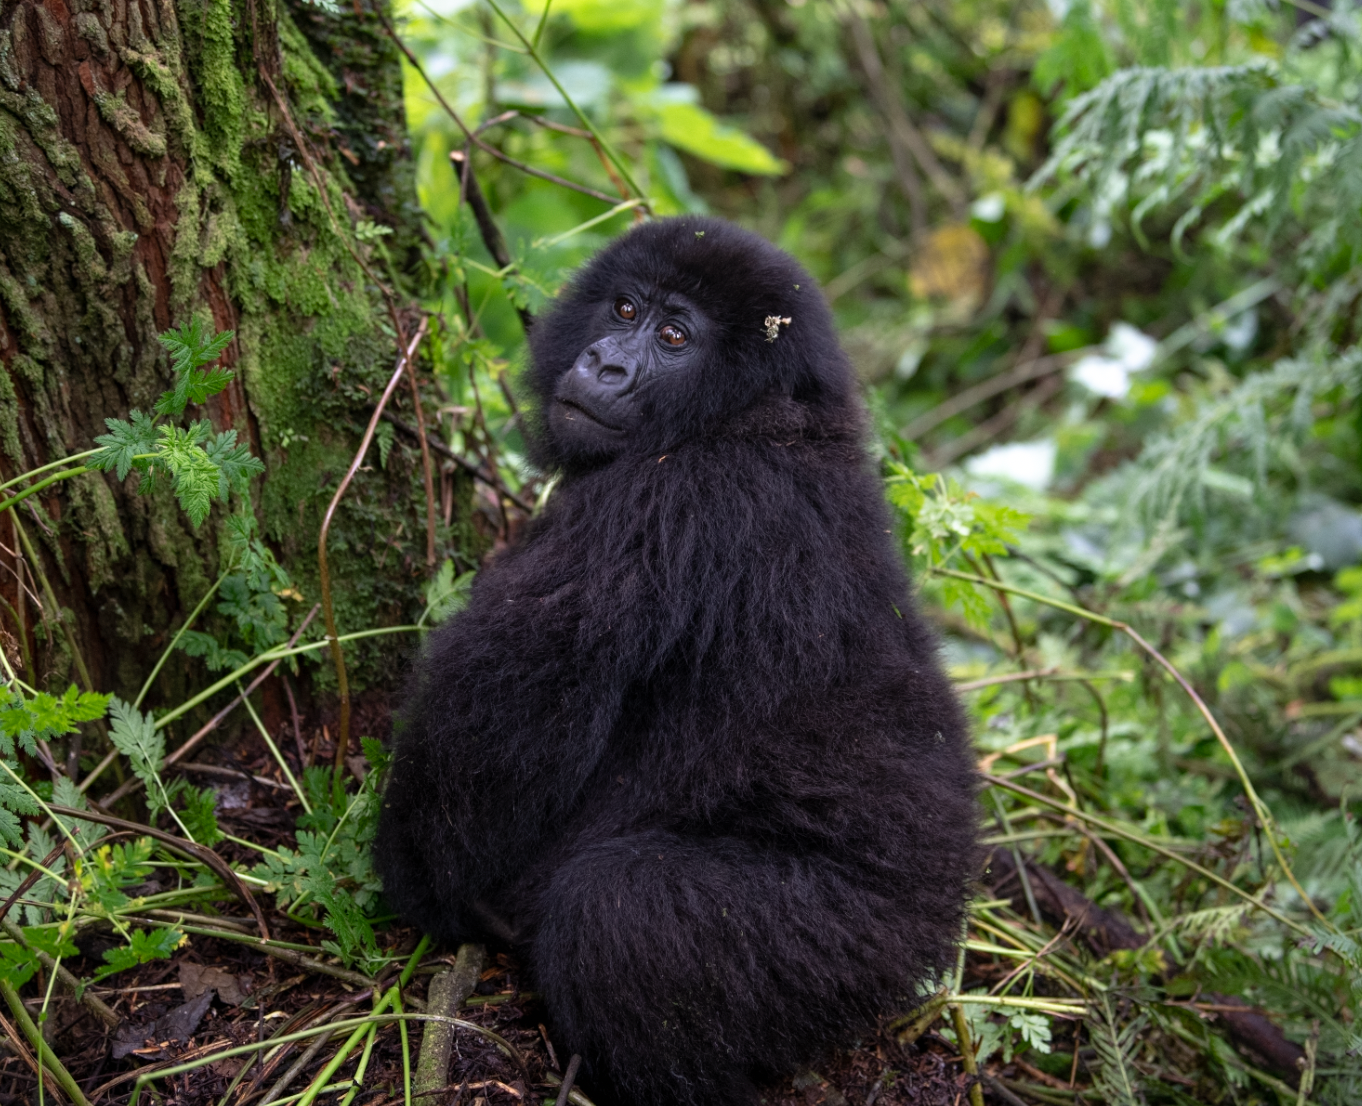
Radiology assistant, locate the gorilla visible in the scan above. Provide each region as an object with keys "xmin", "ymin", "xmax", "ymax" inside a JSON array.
[{"xmin": 375, "ymin": 216, "xmax": 978, "ymax": 1106}]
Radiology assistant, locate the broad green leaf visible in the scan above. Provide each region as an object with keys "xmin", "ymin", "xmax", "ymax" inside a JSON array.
[{"xmin": 656, "ymin": 99, "xmax": 788, "ymax": 176}]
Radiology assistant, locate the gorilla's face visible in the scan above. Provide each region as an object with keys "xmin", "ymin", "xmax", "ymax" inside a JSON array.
[
  {"xmin": 548, "ymin": 287, "xmax": 709, "ymax": 461},
  {"xmin": 527, "ymin": 217, "xmax": 856, "ymax": 472}
]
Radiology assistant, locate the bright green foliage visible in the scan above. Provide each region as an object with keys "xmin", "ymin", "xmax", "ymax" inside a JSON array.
[
  {"xmin": 153, "ymin": 320, "xmax": 236, "ymax": 417},
  {"xmin": 421, "ymin": 558, "xmax": 475, "ymax": 628},
  {"xmin": 79, "ymin": 838, "xmax": 156, "ymax": 913},
  {"xmin": 90, "ymin": 323, "xmax": 264, "ymax": 526},
  {"xmin": 0, "ymin": 926, "xmax": 79, "ymax": 989},
  {"xmin": 106, "ymin": 699, "xmax": 168, "ymax": 815},
  {"xmin": 93, "ymin": 926, "xmax": 184, "ymax": 982},
  {"xmin": 0, "ymin": 686, "xmax": 110, "ymax": 759},
  {"xmin": 252, "ymin": 741, "xmax": 390, "ymax": 973}
]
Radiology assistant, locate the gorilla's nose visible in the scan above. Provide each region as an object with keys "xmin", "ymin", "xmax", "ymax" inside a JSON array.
[{"xmin": 578, "ymin": 337, "xmax": 639, "ymax": 393}]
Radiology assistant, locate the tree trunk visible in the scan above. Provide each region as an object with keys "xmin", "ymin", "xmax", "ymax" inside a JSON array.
[{"xmin": 0, "ymin": 0, "xmax": 452, "ymax": 702}]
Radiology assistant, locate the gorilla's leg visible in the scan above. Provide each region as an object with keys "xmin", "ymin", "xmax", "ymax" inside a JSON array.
[{"xmin": 531, "ymin": 830, "xmax": 951, "ymax": 1106}]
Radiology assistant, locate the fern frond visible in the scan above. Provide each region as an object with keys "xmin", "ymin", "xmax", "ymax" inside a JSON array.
[{"xmin": 1087, "ymin": 992, "xmax": 1148, "ymax": 1106}]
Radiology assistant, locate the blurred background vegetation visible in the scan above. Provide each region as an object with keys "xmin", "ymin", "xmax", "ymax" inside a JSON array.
[{"xmin": 393, "ymin": 0, "xmax": 1362, "ymax": 1100}]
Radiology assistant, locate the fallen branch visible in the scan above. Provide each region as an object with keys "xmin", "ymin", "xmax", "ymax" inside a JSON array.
[{"xmin": 416, "ymin": 942, "xmax": 485, "ymax": 1096}]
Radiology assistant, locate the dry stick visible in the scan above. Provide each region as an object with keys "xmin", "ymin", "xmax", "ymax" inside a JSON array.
[
  {"xmin": 555, "ymin": 1054, "xmax": 584, "ymax": 1106},
  {"xmin": 982, "ymin": 774, "xmax": 1309, "ymax": 938},
  {"xmin": 382, "ymin": 18, "xmax": 622, "ymax": 205},
  {"xmin": 0, "ymin": 841, "xmax": 63, "ymax": 925},
  {"xmin": 929, "ymin": 374, "xmax": 1064, "ymax": 468},
  {"xmin": 936, "ymin": 565, "xmax": 1333, "ymax": 931},
  {"xmin": 415, "ymin": 942, "xmax": 485, "ymax": 1096},
  {"xmin": 86, "ymin": 604, "xmax": 321, "ymax": 802},
  {"xmin": 284, "ymin": 674, "xmax": 307, "ymax": 768},
  {"xmin": 0, "ymin": 976, "xmax": 92, "ymax": 1106},
  {"xmin": 377, "ymin": 409, "xmax": 534, "ymax": 513},
  {"xmin": 0, "ymin": 916, "xmax": 119, "ymax": 1029},
  {"xmin": 319, "ymin": 320, "xmax": 429, "ymax": 760}
]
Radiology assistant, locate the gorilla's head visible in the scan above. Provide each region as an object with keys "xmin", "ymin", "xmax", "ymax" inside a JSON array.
[{"xmin": 526, "ymin": 217, "xmax": 857, "ymax": 470}]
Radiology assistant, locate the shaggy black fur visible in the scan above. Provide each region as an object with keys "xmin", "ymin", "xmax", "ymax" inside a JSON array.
[{"xmin": 375, "ymin": 217, "xmax": 978, "ymax": 1106}]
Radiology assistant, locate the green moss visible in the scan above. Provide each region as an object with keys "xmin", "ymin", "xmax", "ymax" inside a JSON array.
[
  {"xmin": 0, "ymin": 362, "xmax": 20, "ymax": 466},
  {"xmin": 185, "ymin": 0, "xmax": 247, "ymax": 178}
]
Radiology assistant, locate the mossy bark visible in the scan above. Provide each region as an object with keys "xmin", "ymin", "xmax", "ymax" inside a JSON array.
[{"xmin": 0, "ymin": 0, "xmax": 460, "ymax": 700}]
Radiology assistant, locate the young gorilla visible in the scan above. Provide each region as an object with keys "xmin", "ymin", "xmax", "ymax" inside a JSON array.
[{"xmin": 376, "ymin": 217, "xmax": 978, "ymax": 1106}]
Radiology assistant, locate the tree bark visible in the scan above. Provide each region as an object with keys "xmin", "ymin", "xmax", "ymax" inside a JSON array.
[{"xmin": 0, "ymin": 0, "xmax": 453, "ymax": 702}]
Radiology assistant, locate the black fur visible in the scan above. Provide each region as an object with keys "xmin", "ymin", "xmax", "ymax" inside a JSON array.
[{"xmin": 375, "ymin": 217, "xmax": 978, "ymax": 1106}]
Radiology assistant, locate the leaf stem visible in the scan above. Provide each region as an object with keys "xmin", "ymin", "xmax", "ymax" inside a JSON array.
[{"xmin": 0, "ymin": 449, "xmax": 99, "ymax": 494}]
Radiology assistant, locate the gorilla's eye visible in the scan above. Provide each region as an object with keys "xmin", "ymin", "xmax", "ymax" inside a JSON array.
[
  {"xmin": 659, "ymin": 324, "xmax": 687, "ymax": 347},
  {"xmin": 614, "ymin": 298, "xmax": 638, "ymax": 321}
]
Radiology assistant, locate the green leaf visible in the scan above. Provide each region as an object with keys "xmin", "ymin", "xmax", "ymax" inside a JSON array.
[
  {"xmin": 155, "ymin": 319, "xmax": 235, "ymax": 416},
  {"xmin": 654, "ymin": 96, "xmax": 788, "ymax": 176},
  {"xmin": 107, "ymin": 698, "xmax": 168, "ymax": 812},
  {"xmin": 177, "ymin": 630, "xmax": 249, "ymax": 673},
  {"xmin": 204, "ymin": 429, "xmax": 264, "ymax": 494},
  {"xmin": 82, "ymin": 838, "xmax": 157, "ymax": 912},
  {"xmin": 423, "ymin": 560, "xmax": 475, "ymax": 626},
  {"xmin": 0, "ymin": 685, "xmax": 110, "ymax": 759},
  {"xmin": 0, "ymin": 926, "xmax": 78, "ymax": 988},
  {"xmin": 91, "ymin": 410, "xmax": 158, "ymax": 481},
  {"xmin": 93, "ymin": 926, "xmax": 183, "ymax": 981},
  {"xmin": 157, "ymin": 421, "xmax": 225, "ymax": 527},
  {"xmin": 171, "ymin": 781, "xmax": 223, "ymax": 847}
]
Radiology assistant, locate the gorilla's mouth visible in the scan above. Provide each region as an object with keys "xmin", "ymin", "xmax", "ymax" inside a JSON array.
[{"xmin": 557, "ymin": 398, "xmax": 624, "ymax": 433}]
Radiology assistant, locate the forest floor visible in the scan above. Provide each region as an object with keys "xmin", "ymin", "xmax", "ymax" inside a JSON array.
[{"xmin": 10, "ymin": 697, "xmax": 1009, "ymax": 1106}]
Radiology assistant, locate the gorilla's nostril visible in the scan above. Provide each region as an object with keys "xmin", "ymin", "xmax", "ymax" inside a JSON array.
[{"xmin": 597, "ymin": 364, "xmax": 628, "ymax": 385}]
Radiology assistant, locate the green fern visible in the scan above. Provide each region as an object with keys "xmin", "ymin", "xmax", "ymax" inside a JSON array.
[
  {"xmin": 90, "ymin": 321, "xmax": 263, "ymax": 527},
  {"xmin": 1087, "ymin": 992, "xmax": 1148, "ymax": 1106}
]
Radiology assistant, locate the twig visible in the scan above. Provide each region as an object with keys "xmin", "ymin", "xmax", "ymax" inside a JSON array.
[
  {"xmin": 956, "ymin": 667, "xmax": 1059, "ymax": 691},
  {"xmin": 555, "ymin": 1054, "xmax": 583, "ymax": 1106},
  {"xmin": 47, "ymin": 805, "xmax": 271, "ymax": 939},
  {"xmin": 843, "ymin": 6, "xmax": 965, "ymax": 221},
  {"xmin": 0, "ymin": 842, "xmax": 63, "ymax": 925},
  {"xmin": 85, "ymin": 604, "xmax": 321, "ymax": 800},
  {"xmin": 928, "ymin": 374, "xmax": 1064, "ymax": 467},
  {"xmin": 381, "ymin": 14, "xmax": 622, "ymax": 205},
  {"xmin": 319, "ymin": 319, "xmax": 429, "ymax": 759},
  {"xmin": 415, "ymin": 942, "xmax": 484, "ymax": 1095},
  {"xmin": 937, "ymin": 564, "xmax": 1333, "ymax": 931},
  {"xmin": 901, "ymin": 352, "xmax": 1077, "ymax": 443}
]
